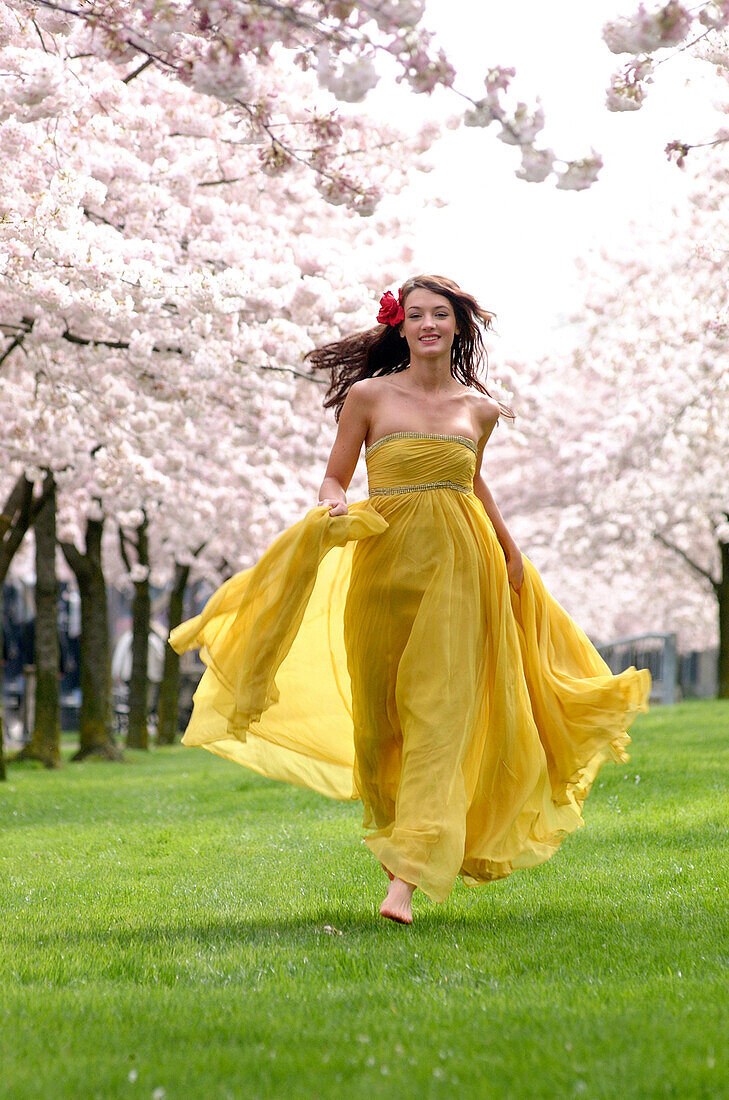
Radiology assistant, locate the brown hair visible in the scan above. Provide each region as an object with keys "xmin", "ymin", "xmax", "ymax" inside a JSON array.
[{"xmin": 305, "ymin": 273, "xmax": 515, "ymax": 422}]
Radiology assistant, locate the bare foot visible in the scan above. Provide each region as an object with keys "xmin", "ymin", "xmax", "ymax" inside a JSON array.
[
  {"xmin": 380, "ymin": 877, "xmax": 415, "ymax": 925},
  {"xmin": 380, "ymin": 862, "xmax": 394, "ymax": 882}
]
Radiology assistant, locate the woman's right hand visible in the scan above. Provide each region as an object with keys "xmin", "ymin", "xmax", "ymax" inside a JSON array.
[{"xmin": 317, "ymin": 498, "xmax": 348, "ymax": 516}]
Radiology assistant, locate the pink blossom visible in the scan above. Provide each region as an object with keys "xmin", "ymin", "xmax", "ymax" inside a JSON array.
[
  {"xmin": 602, "ymin": 2, "xmax": 692, "ymax": 55},
  {"xmin": 464, "ymin": 99, "xmax": 497, "ymax": 129},
  {"xmin": 515, "ymin": 146, "xmax": 555, "ymax": 183},
  {"xmin": 316, "ymin": 48, "xmax": 378, "ymax": 103},
  {"xmin": 555, "ymin": 152, "xmax": 604, "ymax": 191},
  {"xmin": 606, "ymin": 79, "xmax": 646, "ymax": 112},
  {"xmin": 497, "ymin": 101, "xmax": 546, "ymax": 146},
  {"xmin": 370, "ymin": 1, "xmax": 426, "ymax": 32},
  {"xmin": 698, "ymin": 0, "xmax": 729, "ymax": 31},
  {"xmin": 484, "ymin": 66, "xmax": 517, "ymax": 95}
]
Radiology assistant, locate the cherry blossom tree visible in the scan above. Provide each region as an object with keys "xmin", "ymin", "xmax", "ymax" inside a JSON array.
[
  {"xmin": 0, "ymin": 0, "xmax": 419, "ymax": 764},
  {"xmin": 498, "ymin": 143, "xmax": 729, "ymax": 695},
  {"xmin": 12, "ymin": 473, "xmax": 61, "ymax": 767},
  {"xmin": 12, "ymin": 0, "xmax": 729, "ymax": 194}
]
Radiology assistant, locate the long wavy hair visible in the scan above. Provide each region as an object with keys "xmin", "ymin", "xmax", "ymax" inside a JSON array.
[{"xmin": 305, "ymin": 273, "xmax": 515, "ymax": 422}]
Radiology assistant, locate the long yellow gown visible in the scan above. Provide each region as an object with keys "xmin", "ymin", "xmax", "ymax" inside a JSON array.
[{"xmin": 170, "ymin": 432, "xmax": 651, "ymax": 902}]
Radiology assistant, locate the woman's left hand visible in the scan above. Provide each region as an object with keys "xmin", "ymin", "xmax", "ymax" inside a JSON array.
[{"xmin": 506, "ymin": 547, "xmax": 524, "ymax": 592}]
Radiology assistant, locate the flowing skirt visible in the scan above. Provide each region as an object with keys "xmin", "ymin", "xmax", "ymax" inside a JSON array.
[{"xmin": 171, "ymin": 493, "xmax": 650, "ymax": 903}]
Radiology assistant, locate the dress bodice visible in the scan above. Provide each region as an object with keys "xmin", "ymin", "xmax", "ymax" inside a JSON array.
[{"xmin": 365, "ymin": 433, "xmax": 477, "ymax": 497}]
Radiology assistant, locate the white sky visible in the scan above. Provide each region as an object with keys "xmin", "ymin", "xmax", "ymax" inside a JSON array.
[{"xmin": 369, "ymin": 0, "xmax": 726, "ymax": 359}]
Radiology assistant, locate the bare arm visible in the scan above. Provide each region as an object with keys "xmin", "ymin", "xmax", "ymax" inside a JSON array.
[
  {"xmin": 473, "ymin": 474, "xmax": 524, "ymax": 592},
  {"xmin": 317, "ymin": 381, "xmax": 372, "ymax": 515},
  {"xmin": 473, "ymin": 474, "xmax": 519, "ymax": 557},
  {"xmin": 472, "ymin": 399, "xmax": 524, "ymax": 591}
]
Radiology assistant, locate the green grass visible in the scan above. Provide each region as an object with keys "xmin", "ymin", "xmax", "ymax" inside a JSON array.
[{"xmin": 1, "ymin": 700, "xmax": 727, "ymax": 1100}]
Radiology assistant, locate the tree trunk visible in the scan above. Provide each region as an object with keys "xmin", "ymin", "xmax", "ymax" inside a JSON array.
[
  {"xmin": 1, "ymin": 473, "xmax": 55, "ymax": 779},
  {"xmin": 60, "ymin": 517, "xmax": 121, "ymax": 761},
  {"xmin": 125, "ymin": 517, "xmax": 150, "ymax": 750},
  {"xmin": 0, "ymin": 621, "xmax": 5, "ymax": 782},
  {"xmin": 718, "ymin": 538, "xmax": 729, "ymax": 699},
  {"xmin": 654, "ymin": 527, "xmax": 728, "ymax": 701},
  {"xmin": 156, "ymin": 561, "xmax": 190, "ymax": 745},
  {"xmin": 16, "ymin": 473, "xmax": 61, "ymax": 767}
]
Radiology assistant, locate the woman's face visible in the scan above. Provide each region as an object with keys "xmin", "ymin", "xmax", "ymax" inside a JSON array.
[{"xmin": 400, "ymin": 288, "xmax": 459, "ymax": 356}]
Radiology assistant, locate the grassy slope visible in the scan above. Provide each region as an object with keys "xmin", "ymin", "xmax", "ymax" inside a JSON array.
[{"xmin": 1, "ymin": 700, "xmax": 727, "ymax": 1099}]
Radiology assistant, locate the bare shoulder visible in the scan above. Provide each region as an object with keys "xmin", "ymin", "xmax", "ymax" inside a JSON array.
[
  {"xmin": 337, "ymin": 378, "xmax": 380, "ymax": 447},
  {"xmin": 468, "ymin": 390, "xmax": 501, "ymax": 430},
  {"xmin": 349, "ymin": 376, "xmax": 389, "ymax": 398},
  {"xmin": 345, "ymin": 375, "xmax": 399, "ymax": 418},
  {"xmin": 344, "ymin": 376, "xmax": 381, "ymax": 409}
]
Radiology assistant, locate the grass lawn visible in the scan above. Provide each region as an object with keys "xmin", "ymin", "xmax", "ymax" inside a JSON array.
[{"xmin": 1, "ymin": 699, "xmax": 727, "ymax": 1099}]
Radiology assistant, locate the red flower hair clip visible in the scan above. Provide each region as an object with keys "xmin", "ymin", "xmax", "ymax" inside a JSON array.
[{"xmin": 377, "ymin": 288, "xmax": 405, "ymax": 326}]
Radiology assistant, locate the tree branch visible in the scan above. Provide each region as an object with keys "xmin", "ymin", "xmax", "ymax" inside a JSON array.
[
  {"xmin": 1, "ymin": 476, "xmax": 33, "ymax": 550},
  {"xmin": 59, "ymin": 537, "xmax": 87, "ymax": 578},
  {"xmin": 123, "ymin": 57, "xmax": 154, "ymax": 84},
  {"xmin": 0, "ymin": 317, "xmax": 34, "ymax": 369},
  {"xmin": 0, "ymin": 472, "xmax": 54, "ymax": 584},
  {"xmin": 653, "ymin": 530, "xmax": 719, "ymax": 591},
  {"xmin": 247, "ymin": 360, "xmax": 327, "ymax": 384}
]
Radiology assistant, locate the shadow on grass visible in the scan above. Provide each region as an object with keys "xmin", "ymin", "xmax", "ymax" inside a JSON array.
[{"xmin": 8, "ymin": 893, "xmax": 715, "ymax": 953}]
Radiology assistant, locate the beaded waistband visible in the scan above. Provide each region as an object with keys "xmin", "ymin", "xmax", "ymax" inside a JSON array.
[{"xmin": 368, "ymin": 480, "xmax": 472, "ymax": 496}]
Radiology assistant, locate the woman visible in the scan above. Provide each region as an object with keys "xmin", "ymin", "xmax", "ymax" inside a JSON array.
[{"xmin": 170, "ymin": 274, "xmax": 651, "ymax": 925}]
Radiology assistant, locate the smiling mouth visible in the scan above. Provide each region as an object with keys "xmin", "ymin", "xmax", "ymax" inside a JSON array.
[{"xmin": 420, "ymin": 335, "xmax": 440, "ymax": 342}]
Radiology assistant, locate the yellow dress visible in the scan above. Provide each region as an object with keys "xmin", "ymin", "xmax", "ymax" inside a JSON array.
[{"xmin": 170, "ymin": 433, "xmax": 651, "ymax": 903}]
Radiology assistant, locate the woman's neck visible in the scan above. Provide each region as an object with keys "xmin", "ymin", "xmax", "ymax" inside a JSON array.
[{"xmin": 399, "ymin": 359, "xmax": 460, "ymax": 395}]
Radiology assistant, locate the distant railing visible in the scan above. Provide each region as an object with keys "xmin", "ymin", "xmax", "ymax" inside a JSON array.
[
  {"xmin": 595, "ymin": 632, "xmax": 677, "ymax": 706},
  {"xmin": 677, "ymin": 646, "xmax": 719, "ymax": 700}
]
